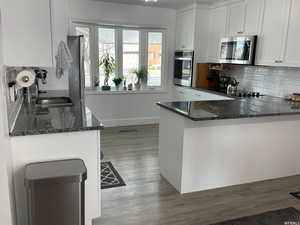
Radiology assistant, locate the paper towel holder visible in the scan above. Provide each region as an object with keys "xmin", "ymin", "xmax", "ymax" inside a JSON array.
[{"xmin": 16, "ymin": 69, "xmax": 36, "ymax": 104}]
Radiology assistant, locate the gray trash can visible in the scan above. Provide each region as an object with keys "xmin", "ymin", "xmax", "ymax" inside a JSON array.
[{"xmin": 25, "ymin": 159, "xmax": 87, "ymax": 225}]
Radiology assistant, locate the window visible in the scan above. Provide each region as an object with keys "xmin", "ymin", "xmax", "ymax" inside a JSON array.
[
  {"xmin": 148, "ymin": 32, "xmax": 163, "ymax": 87},
  {"xmin": 123, "ymin": 30, "xmax": 140, "ymax": 85},
  {"xmin": 98, "ymin": 28, "xmax": 116, "ymax": 87},
  {"xmin": 74, "ymin": 22, "xmax": 165, "ymax": 90},
  {"xmin": 75, "ymin": 26, "xmax": 91, "ymax": 87}
]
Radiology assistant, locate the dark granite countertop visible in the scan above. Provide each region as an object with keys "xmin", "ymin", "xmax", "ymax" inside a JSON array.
[
  {"xmin": 10, "ymin": 91, "xmax": 103, "ymax": 137},
  {"xmin": 157, "ymin": 96, "xmax": 300, "ymax": 121}
]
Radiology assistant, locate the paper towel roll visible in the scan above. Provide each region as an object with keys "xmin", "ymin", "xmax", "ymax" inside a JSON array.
[{"xmin": 16, "ymin": 70, "xmax": 36, "ymax": 88}]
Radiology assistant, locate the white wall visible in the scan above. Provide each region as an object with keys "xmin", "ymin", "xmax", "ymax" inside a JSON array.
[
  {"xmin": 0, "ymin": 11, "xmax": 16, "ymax": 225},
  {"xmin": 68, "ymin": 0, "xmax": 176, "ymax": 127},
  {"xmin": 39, "ymin": 67, "xmax": 69, "ymax": 91}
]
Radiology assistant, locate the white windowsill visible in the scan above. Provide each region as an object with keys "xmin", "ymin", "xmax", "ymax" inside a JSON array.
[{"xmin": 85, "ymin": 87, "xmax": 168, "ymax": 95}]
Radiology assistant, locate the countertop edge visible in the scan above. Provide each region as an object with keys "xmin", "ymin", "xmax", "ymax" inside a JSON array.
[
  {"xmin": 9, "ymin": 125, "xmax": 104, "ymax": 137},
  {"xmin": 157, "ymin": 101, "xmax": 300, "ymax": 121}
]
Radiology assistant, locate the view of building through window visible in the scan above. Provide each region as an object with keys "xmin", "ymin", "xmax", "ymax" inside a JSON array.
[
  {"xmin": 148, "ymin": 32, "xmax": 162, "ymax": 86},
  {"xmin": 74, "ymin": 23, "xmax": 164, "ymax": 89}
]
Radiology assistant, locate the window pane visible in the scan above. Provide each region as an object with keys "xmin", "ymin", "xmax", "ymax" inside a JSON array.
[
  {"xmin": 123, "ymin": 30, "xmax": 140, "ymax": 85},
  {"xmin": 98, "ymin": 28, "xmax": 116, "ymax": 87},
  {"xmin": 75, "ymin": 26, "xmax": 91, "ymax": 87},
  {"xmin": 148, "ymin": 32, "xmax": 162, "ymax": 87}
]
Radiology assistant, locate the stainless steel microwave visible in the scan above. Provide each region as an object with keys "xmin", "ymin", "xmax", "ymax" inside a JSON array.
[
  {"xmin": 174, "ymin": 51, "xmax": 194, "ymax": 87},
  {"xmin": 220, "ymin": 36, "xmax": 257, "ymax": 65}
]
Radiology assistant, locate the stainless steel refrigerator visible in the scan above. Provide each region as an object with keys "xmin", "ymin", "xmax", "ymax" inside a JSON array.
[{"xmin": 68, "ymin": 35, "xmax": 85, "ymax": 105}]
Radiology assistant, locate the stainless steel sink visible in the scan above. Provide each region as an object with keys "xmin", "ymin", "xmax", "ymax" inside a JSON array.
[{"xmin": 36, "ymin": 97, "xmax": 73, "ymax": 107}]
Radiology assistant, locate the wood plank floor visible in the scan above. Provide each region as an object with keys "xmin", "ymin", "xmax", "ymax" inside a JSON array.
[{"xmin": 95, "ymin": 124, "xmax": 300, "ymax": 225}]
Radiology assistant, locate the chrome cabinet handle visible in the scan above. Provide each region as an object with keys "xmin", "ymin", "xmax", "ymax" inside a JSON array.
[
  {"xmin": 275, "ymin": 60, "xmax": 283, "ymax": 63},
  {"xmin": 237, "ymin": 31, "xmax": 244, "ymax": 34}
]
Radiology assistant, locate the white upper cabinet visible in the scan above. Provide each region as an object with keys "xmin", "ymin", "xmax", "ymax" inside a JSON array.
[
  {"xmin": 194, "ymin": 8, "xmax": 210, "ymax": 63},
  {"xmin": 227, "ymin": 0, "xmax": 263, "ymax": 36},
  {"xmin": 244, "ymin": 0, "xmax": 263, "ymax": 35},
  {"xmin": 256, "ymin": 0, "xmax": 290, "ymax": 66},
  {"xmin": 207, "ymin": 7, "xmax": 227, "ymax": 63},
  {"xmin": 1, "ymin": 0, "xmax": 53, "ymax": 67},
  {"xmin": 177, "ymin": 0, "xmax": 300, "ymax": 68},
  {"xmin": 175, "ymin": 9, "xmax": 196, "ymax": 50},
  {"xmin": 283, "ymin": 0, "xmax": 300, "ymax": 67},
  {"xmin": 227, "ymin": 2, "xmax": 246, "ymax": 36}
]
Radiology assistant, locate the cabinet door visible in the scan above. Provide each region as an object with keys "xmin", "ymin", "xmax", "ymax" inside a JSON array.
[
  {"xmin": 244, "ymin": 0, "xmax": 263, "ymax": 35},
  {"xmin": 255, "ymin": 0, "xmax": 290, "ymax": 66},
  {"xmin": 2, "ymin": 0, "xmax": 52, "ymax": 67},
  {"xmin": 175, "ymin": 13, "xmax": 185, "ymax": 50},
  {"xmin": 207, "ymin": 7, "xmax": 227, "ymax": 63},
  {"xmin": 227, "ymin": 2, "xmax": 246, "ymax": 36},
  {"xmin": 175, "ymin": 10, "xmax": 195, "ymax": 50},
  {"xmin": 283, "ymin": 0, "xmax": 300, "ymax": 67}
]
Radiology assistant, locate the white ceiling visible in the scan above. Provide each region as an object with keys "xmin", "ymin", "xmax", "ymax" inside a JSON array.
[{"xmin": 91, "ymin": 0, "xmax": 220, "ymax": 9}]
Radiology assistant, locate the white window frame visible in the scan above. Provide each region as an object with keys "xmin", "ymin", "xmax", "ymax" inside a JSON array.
[
  {"xmin": 145, "ymin": 29, "xmax": 166, "ymax": 89},
  {"xmin": 72, "ymin": 21, "xmax": 167, "ymax": 93}
]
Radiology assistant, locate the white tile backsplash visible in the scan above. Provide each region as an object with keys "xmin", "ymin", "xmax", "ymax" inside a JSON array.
[{"xmin": 221, "ymin": 65, "xmax": 300, "ymax": 97}]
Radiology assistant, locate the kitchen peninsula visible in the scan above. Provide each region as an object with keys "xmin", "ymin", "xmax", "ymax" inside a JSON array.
[
  {"xmin": 157, "ymin": 94, "xmax": 300, "ymax": 194},
  {"xmin": 9, "ymin": 91, "xmax": 103, "ymax": 225}
]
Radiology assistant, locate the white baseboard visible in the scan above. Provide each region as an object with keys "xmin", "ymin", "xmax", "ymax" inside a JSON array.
[{"xmin": 101, "ymin": 117, "xmax": 159, "ymax": 127}]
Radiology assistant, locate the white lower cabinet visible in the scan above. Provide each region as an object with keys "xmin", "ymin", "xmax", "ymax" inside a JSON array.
[
  {"xmin": 173, "ymin": 87, "xmax": 204, "ymax": 101},
  {"xmin": 172, "ymin": 86, "xmax": 232, "ymax": 101},
  {"xmin": 11, "ymin": 131, "xmax": 101, "ymax": 225}
]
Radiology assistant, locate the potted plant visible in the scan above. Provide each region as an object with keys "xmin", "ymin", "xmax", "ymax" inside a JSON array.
[
  {"xmin": 134, "ymin": 67, "xmax": 148, "ymax": 90},
  {"xmin": 113, "ymin": 76, "xmax": 123, "ymax": 90},
  {"xmin": 99, "ymin": 53, "xmax": 116, "ymax": 91}
]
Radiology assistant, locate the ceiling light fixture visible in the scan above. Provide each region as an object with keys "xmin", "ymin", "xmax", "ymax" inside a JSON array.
[{"xmin": 145, "ymin": 0, "xmax": 158, "ymax": 2}]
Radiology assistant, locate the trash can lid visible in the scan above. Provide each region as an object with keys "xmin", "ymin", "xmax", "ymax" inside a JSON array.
[{"xmin": 25, "ymin": 159, "xmax": 87, "ymax": 187}]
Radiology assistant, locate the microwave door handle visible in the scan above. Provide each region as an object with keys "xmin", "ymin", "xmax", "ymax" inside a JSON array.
[{"xmin": 175, "ymin": 57, "xmax": 193, "ymax": 60}]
